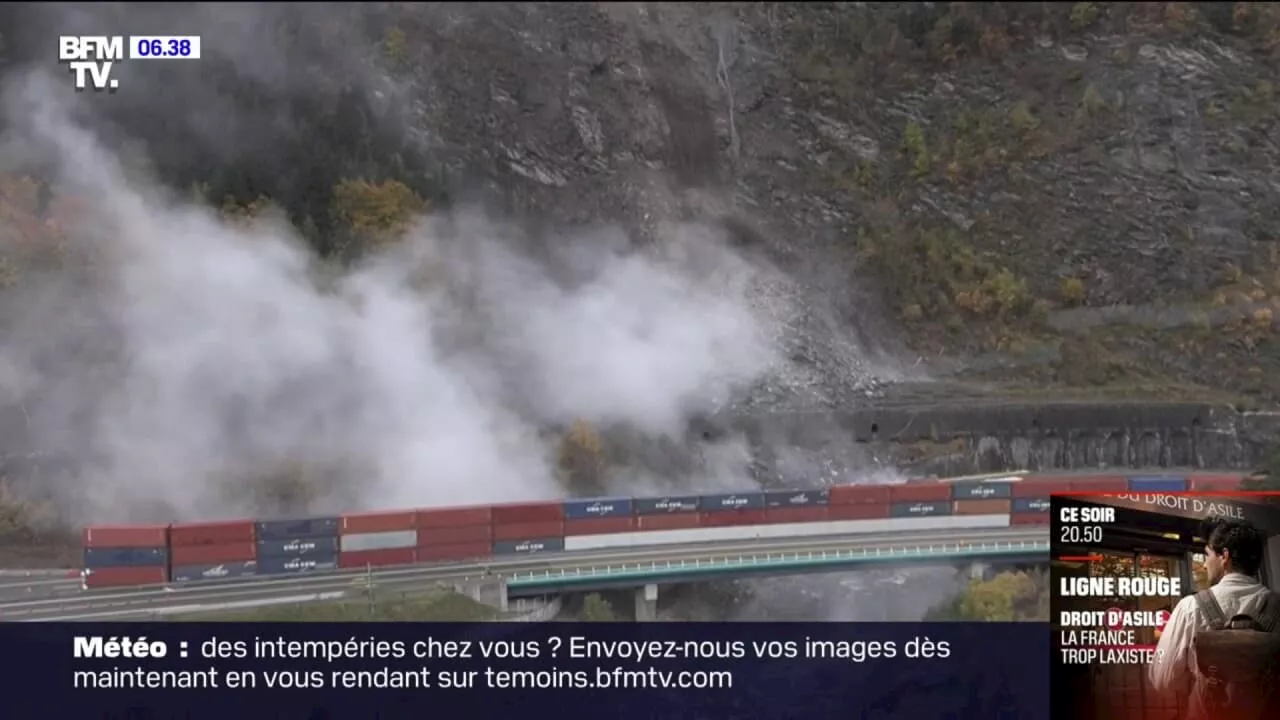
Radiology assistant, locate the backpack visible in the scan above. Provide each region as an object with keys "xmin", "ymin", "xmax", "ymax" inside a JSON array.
[{"xmin": 1189, "ymin": 589, "xmax": 1280, "ymax": 720}]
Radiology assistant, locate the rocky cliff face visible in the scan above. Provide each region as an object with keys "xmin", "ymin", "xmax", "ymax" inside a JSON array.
[{"xmin": 389, "ymin": 2, "xmax": 1280, "ymax": 405}]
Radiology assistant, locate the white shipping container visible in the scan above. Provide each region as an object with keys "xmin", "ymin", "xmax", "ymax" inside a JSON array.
[
  {"xmin": 562, "ymin": 514, "xmax": 1013, "ymax": 551},
  {"xmin": 339, "ymin": 530, "xmax": 418, "ymax": 552}
]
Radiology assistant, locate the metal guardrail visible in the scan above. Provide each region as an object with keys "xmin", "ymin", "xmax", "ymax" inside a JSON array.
[{"xmin": 506, "ymin": 539, "xmax": 1051, "ymax": 587}]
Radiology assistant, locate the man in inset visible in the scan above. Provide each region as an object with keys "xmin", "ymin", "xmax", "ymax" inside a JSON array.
[{"xmin": 1148, "ymin": 517, "xmax": 1280, "ymax": 719}]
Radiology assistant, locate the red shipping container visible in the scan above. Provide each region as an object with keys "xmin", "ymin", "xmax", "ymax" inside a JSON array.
[
  {"xmin": 83, "ymin": 525, "xmax": 169, "ymax": 549},
  {"xmin": 1010, "ymin": 478, "xmax": 1075, "ymax": 498},
  {"xmin": 339, "ymin": 547, "xmax": 416, "ymax": 569},
  {"xmin": 341, "ymin": 510, "xmax": 416, "ymax": 534},
  {"xmin": 763, "ymin": 507, "xmax": 829, "ymax": 524},
  {"xmin": 829, "ymin": 485, "xmax": 892, "ymax": 505},
  {"xmin": 417, "ymin": 524, "xmax": 492, "ymax": 545},
  {"xmin": 954, "ymin": 499, "xmax": 1012, "ymax": 515},
  {"xmin": 1010, "ymin": 512, "xmax": 1051, "ymax": 526},
  {"xmin": 170, "ymin": 542, "xmax": 257, "ymax": 566},
  {"xmin": 699, "ymin": 510, "xmax": 767, "ymax": 527},
  {"xmin": 417, "ymin": 541, "xmax": 493, "ymax": 563},
  {"xmin": 493, "ymin": 521, "xmax": 564, "ymax": 541},
  {"xmin": 1068, "ymin": 476, "xmax": 1129, "ymax": 493},
  {"xmin": 169, "ymin": 520, "xmax": 255, "ymax": 547},
  {"xmin": 491, "ymin": 502, "xmax": 563, "ymax": 525},
  {"xmin": 565, "ymin": 517, "xmax": 635, "ymax": 536},
  {"xmin": 1189, "ymin": 474, "xmax": 1244, "ymax": 492},
  {"xmin": 888, "ymin": 483, "xmax": 952, "ymax": 504},
  {"xmin": 84, "ymin": 566, "xmax": 167, "ymax": 588},
  {"xmin": 828, "ymin": 503, "xmax": 891, "ymax": 520},
  {"xmin": 416, "ymin": 505, "xmax": 493, "ymax": 529},
  {"xmin": 636, "ymin": 514, "xmax": 702, "ymax": 531}
]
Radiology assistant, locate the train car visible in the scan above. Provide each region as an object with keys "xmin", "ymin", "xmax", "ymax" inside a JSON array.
[{"xmin": 74, "ymin": 472, "xmax": 1116, "ymax": 589}]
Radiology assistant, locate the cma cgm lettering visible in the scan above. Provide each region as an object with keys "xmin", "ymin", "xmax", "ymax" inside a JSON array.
[
  {"xmin": 493, "ymin": 538, "xmax": 566, "ymax": 555},
  {"xmin": 700, "ymin": 492, "xmax": 765, "ymax": 512},
  {"xmin": 633, "ymin": 496, "xmax": 700, "ymax": 515},
  {"xmin": 889, "ymin": 501, "xmax": 951, "ymax": 518},
  {"xmin": 764, "ymin": 490, "xmax": 830, "ymax": 508},
  {"xmin": 1012, "ymin": 497, "xmax": 1051, "ymax": 514},
  {"xmin": 256, "ymin": 536, "xmax": 340, "ymax": 558},
  {"xmin": 171, "ymin": 561, "xmax": 258, "ymax": 583},
  {"xmin": 950, "ymin": 482, "xmax": 1013, "ymax": 500},
  {"xmin": 562, "ymin": 497, "xmax": 633, "ymax": 520},
  {"xmin": 257, "ymin": 555, "xmax": 339, "ymax": 575}
]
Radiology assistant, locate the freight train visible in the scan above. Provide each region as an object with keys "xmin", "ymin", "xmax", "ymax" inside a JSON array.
[{"xmin": 79, "ymin": 471, "xmax": 1248, "ymax": 589}]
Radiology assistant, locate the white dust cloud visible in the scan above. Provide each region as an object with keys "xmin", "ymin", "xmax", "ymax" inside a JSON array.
[{"xmin": 0, "ymin": 71, "xmax": 777, "ymax": 524}]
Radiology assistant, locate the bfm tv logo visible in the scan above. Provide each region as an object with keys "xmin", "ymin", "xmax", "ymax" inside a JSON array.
[{"xmin": 58, "ymin": 36, "xmax": 122, "ymax": 91}]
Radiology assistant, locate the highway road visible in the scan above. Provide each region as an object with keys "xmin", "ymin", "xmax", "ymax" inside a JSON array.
[
  {"xmin": 0, "ymin": 569, "xmax": 83, "ymax": 601},
  {"xmin": 0, "ymin": 527, "xmax": 1049, "ymax": 621}
]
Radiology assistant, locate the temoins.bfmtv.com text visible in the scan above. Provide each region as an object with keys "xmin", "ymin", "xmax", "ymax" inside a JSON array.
[
  {"xmin": 70, "ymin": 633, "xmax": 953, "ymax": 690},
  {"xmin": 57, "ymin": 35, "xmax": 201, "ymax": 91}
]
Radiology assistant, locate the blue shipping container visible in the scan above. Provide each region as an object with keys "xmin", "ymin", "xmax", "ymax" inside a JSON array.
[
  {"xmin": 633, "ymin": 496, "xmax": 701, "ymax": 514},
  {"xmin": 257, "ymin": 555, "xmax": 339, "ymax": 575},
  {"xmin": 493, "ymin": 538, "xmax": 566, "ymax": 555},
  {"xmin": 1128, "ymin": 475, "xmax": 1187, "ymax": 493},
  {"xmin": 255, "ymin": 517, "xmax": 339, "ymax": 542},
  {"xmin": 951, "ymin": 482, "xmax": 1013, "ymax": 500},
  {"xmin": 256, "ymin": 536, "xmax": 340, "ymax": 558},
  {"xmin": 562, "ymin": 497, "xmax": 634, "ymax": 520},
  {"xmin": 171, "ymin": 561, "xmax": 258, "ymax": 583},
  {"xmin": 1012, "ymin": 497, "xmax": 1052, "ymax": 514},
  {"xmin": 700, "ymin": 492, "xmax": 765, "ymax": 512},
  {"xmin": 889, "ymin": 501, "xmax": 951, "ymax": 518},
  {"xmin": 764, "ymin": 489, "xmax": 830, "ymax": 508},
  {"xmin": 83, "ymin": 546, "xmax": 167, "ymax": 569}
]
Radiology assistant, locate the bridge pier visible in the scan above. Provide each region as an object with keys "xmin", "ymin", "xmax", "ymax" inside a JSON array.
[
  {"xmin": 969, "ymin": 562, "xmax": 992, "ymax": 582},
  {"xmin": 634, "ymin": 583, "xmax": 658, "ymax": 622}
]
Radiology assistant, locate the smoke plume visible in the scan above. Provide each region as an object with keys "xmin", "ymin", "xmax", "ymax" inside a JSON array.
[{"xmin": 0, "ymin": 68, "xmax": 777, "ymax": 524}]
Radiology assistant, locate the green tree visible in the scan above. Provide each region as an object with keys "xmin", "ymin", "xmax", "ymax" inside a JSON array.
[
  {"xmin": 925, "ymin": 570, "xmax": 1050, "ymax": 621},
  {"xmin": 579, "ymin": 593, "xmax": 617, "ymax": 622}
]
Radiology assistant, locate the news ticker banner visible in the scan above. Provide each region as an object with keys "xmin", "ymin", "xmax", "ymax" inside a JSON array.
[{"xmin": 7, "ymin": 622, "xmax": 1048, "ymax": 718}]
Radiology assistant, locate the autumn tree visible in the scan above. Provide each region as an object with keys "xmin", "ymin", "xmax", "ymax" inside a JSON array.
[
  {"xmin": 0, "ymin": 479, "xmax": 53, "ymax": 544},
  {"xmin": 925, "ymin": 569, "xmax": 1050, "ymax": 621},
  {"xmin": 219, "ymin": 194, "xmax": 283, "ymax": 228},
  {"xmin": 558, "ymin": 420, "xmax": 607, "ymax": 496},
  {"xmin": 329, "ymin": 178, "xmax": 423, "ymax": 257}
]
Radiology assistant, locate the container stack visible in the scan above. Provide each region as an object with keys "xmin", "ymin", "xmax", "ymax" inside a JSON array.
[
  {"xmin": 951, "ymin": 480, "xmax": 1013, "ymax": 516},
  {"xmin": 826, "ymin": 484, "xmax": 892, "ymax": 520},
  {"xmin": 1128, "ymin": 475, "xmax": 1187, "ymax": 493},
  {"xmin": 338, "ymin": 510, "xmax": 417, "ymax": 569},
  {"xmin": 1069, "ymin": 475, "xmax": 1128, "ymax": 493},
  {"xmin": 632, "ymin": 495, "xmax": 701, "ymax": 530},
  {"xmin": 1189, "ymin": 473, "xmax": 1242, "ymax": 492},
  {"xmin": 888, "ymin": 483, "xmax": 952, "ymax": 518},
  {"xmin": 763, "ymin": 489, "xmax": 829, "ymax": 523},
  {"xmin": 416, "ymin": 505, "xmax": 493, "ymax": 562},
  {"xmin": 169, "ymin": 520, "xmax": 257, "ymax": 583},
  {"xmin": 491, "ymin": 501, "xmax": 563, "ymax": 555},
  {"xmin": 699, "ymin": 492, "xmax": 765, "ymax": 528},
  {"xmin": 254, "ymin": 517, "xmax": 339, "ymax": 576},
  {"xmin": 563, "ymin": 497, "xmax": 634, "ymax": 536},
  {"xmin": 82, "ymin": 525, "xmax": 169, "ymax": 588}
]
